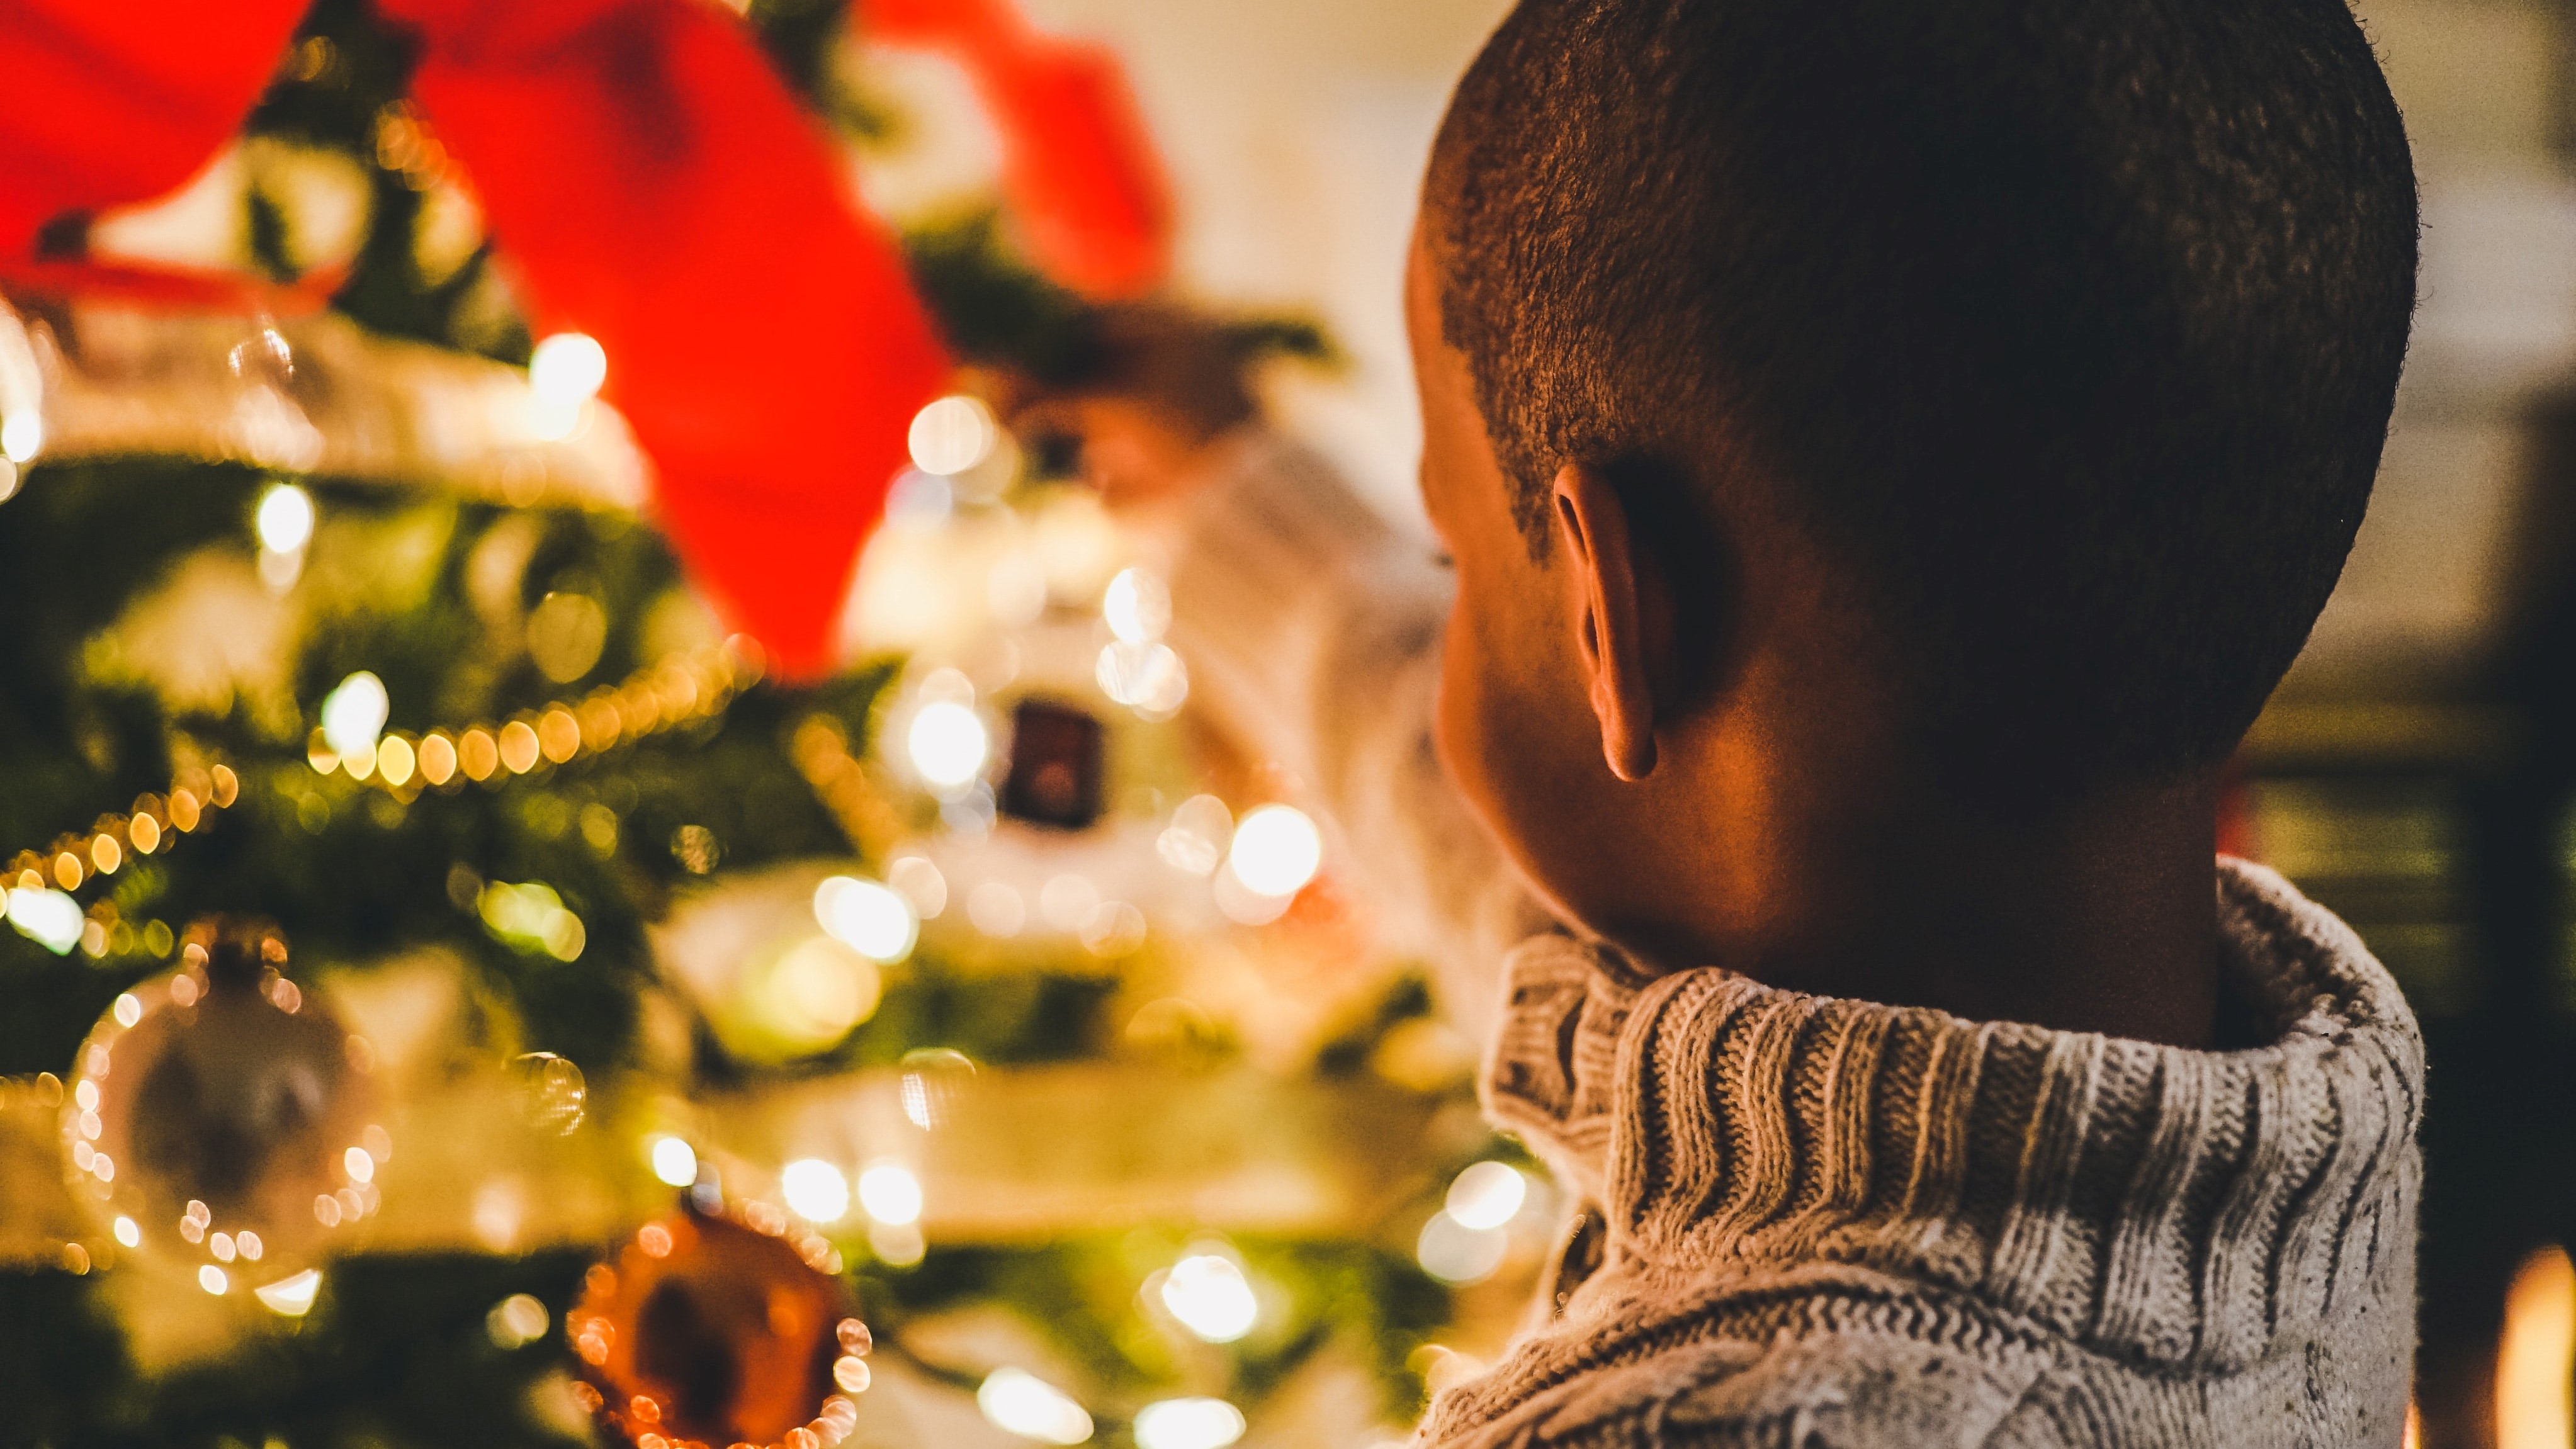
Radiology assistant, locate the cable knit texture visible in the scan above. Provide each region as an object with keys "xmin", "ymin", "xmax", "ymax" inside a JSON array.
[
  {"xmin": 1156, "ymin": 437, "xmax": 2425, "ymax": 1448},
  {"xmin": 1439, "ymin": 858, "xmax": 2422, "ymax": 1448}
]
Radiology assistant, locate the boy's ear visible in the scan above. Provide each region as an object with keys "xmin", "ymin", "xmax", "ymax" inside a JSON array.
[{"xmin": 1551, "ymin": 463, "xmax": 1663, "ymax": 782}]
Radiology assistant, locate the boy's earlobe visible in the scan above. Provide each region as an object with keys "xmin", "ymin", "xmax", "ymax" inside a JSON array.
[{"xmin": 1552, "ymin": 466, "xmax": 1659, "ymax": 783}]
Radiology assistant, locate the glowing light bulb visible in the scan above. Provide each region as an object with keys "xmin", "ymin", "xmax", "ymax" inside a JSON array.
[
  {"xmin": 112, "ymin": 1216, "xmax": 139, "ymax": 1248},
  {"xmin": 199, "ymin": 1265, "xmax": 230, "ymax": 1295},
  {"xmin": 526, "ymin": 332, "xmax": 606, "ymax": 441},
  {"xmin": 977, "ymin": 1368, "xmax": 1093, "ymax": 1445},
  {"xmin": 1157, "ymin": 796, "xmax": 1233, "ymax": 876},
  {"xmin": 1, "ymin": 411, "xmax": 41, "ymax": 465},
  {"xmin": 1133, "ymin": 1398, "xmax": 1246, "ymax": 1449},
  {"xmin": 487, "ymin": 1292, "xmax": 550, "ymax": 1348},
  {"xmin": 1224, "ymin": 804, "xmax": 1322, "ymax": 898},
  {"xmin": 256, "ymin": 1268, "xmax": 322, "ymax": 1317},
  {"xmin": 781, "ymin": 1158, "xmax": 850, "ymax": 1224},
  {"xmin": 1445, "ymin": 1161, "xmax": 1529, "ymax": 1230},
  {"xmin": 256, "ymin": 482, "xmax": 316, "ymax": 554},
  {"xmin": 906, "ymin": 701, "xmax": 989, "ymax": 790},
  {"xmin": 529, "ymin": 332, "xmax": 607, "ymax": 405},
  {"xmin": 1096, "ymin": 640, "xmax": 1188, "ymax": 717},
  {"xmin": 1160, "ymin": 1254, "xmax": 1258, "ymax": 1343},
  {"xmin": 649, "ymin": 1136, "xmax": 698, "ymax": 1188},
  {"xmin": 7, "ymin": 887, "xmax": 82, "ymax": 956},
  {"xmin": 908, "ymin": 395, "xmax": 997, "ymax": 476},
  {"xmin": 858, "ymin": 1161, "xmax": 923, "ymax": 1226},
  {"xmin": 1416, "ymin": 1210, "xmax": 1508, "ymax": 1285},
  {"xmin": 815, "ymin": 876, "xmax": 919, "ymax": 962},
  {"xmin": 1102, "ymin": 568, "xmax": 1171, "ymax": 644},
  {"xmin": 320, "ymin": 672, "xmax": 390, "ymax": 760},
  {"xmin": 2499, "ymin": 1243, "xmax": 2575, "ymax": 1449}
]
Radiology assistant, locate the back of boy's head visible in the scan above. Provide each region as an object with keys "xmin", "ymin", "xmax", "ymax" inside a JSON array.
[{"xmin": 1426, "ymin": 0, "xmax": 2417, "ymax": 787}]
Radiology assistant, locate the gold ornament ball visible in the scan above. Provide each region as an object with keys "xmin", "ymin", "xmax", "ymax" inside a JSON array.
[{"xmin": 64, "ymin": 917, "xmax": 385, "ymax": 1293}]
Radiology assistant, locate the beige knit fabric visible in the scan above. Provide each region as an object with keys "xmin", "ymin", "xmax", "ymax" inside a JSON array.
[
  {"xmin": 1440, "ymin": 857, "xmax": 2423, "ymax": 1448},
  {"xmin": 1157, "ymin": 435, "xmax": 2426, "ymax": 1448}
]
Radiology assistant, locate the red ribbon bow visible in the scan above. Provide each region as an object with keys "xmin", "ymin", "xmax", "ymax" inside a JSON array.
[{"xmin": 0, "ymin": 0, "xmax": 1170, "ymax": 678}]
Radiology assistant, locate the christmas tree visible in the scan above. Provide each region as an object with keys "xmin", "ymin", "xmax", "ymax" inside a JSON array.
[{"xmin": 0, "ymin": 3, "xmax": 1543, "ymax": 1445}]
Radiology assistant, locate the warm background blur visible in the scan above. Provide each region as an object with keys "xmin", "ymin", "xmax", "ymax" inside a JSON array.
[{"xmin": 0, "ymin": 1, "xmax": 2571, "ymax": 1447}]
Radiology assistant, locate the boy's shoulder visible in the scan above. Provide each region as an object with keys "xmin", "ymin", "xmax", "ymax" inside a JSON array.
[
  {"xmin": 1421, "ymin": 1260, "xmax": 2412, "ymax": 1448},
  {"xmin": 1423, "ymin": 1279, "xmax": 2062, "ymax": 1448}
]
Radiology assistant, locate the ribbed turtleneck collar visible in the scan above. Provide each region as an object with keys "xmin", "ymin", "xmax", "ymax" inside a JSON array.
[{"xmin": 1479, "ymin": 857, "xmax": 2423, "ymax": 1372}]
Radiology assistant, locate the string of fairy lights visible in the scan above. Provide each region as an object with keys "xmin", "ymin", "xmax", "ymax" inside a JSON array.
[
  {"xmin": 0, "ymin": 764, "xmax": 242, "ymax": 957},
  {"xmin": 0, "ymin": 637, "xmax": 755, "ymax": 964},
  {"xmin": 301, "ymin": 638, "xmax": 759, "ymax": 798}
]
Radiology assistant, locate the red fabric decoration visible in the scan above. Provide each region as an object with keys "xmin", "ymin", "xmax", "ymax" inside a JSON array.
[
  {"xmin": 377, "ymin": 0, "xmax": 951, "ymax": 677},
  {"xmin": 0, "ymin": 0, "xmax": 1172, "ymax": 672},
  {"xmin": 0, "ymin": 0, "xmax": 309, "ymax": 257},
  {"xmin": 863, "ymin": 0, "xmax": 1172, "ymax": 298}
]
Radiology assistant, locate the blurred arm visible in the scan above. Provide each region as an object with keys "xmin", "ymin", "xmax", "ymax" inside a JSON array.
[{"xmin": 1153, "ymin": 432, "xmax": 1548, "ymax": 1034}]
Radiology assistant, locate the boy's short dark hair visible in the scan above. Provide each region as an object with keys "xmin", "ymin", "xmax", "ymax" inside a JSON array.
[{"xmin": 1427, "ymin": 0, "xmax": 2417, "ymax": 784}]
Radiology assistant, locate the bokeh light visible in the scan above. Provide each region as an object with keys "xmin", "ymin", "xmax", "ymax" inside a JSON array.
[
  {"xmin": 529, "ymin": 332, "xmax": 607, "ymax": 403},
  {"xmin": 907, "ymin": 701, "xmax": 990, "ymax": 791},
  {"xmin": 815, "ymin": 876, "xmax": 919, "ymax": 962},
  {"xmin": 908, "ymin": 395, "xmax": 998, "ymax": 476},
  {"xmin": 1134, "ymin": 1398, "xmax": 1246, "ymax": 1449},
  {"xmin": 758, "ymin": 936, "xmax": 882, "ymax": 1048},
  {"xmin": 1160, "ymin": 1253, "xmax": 1258, "ymax": 1343},
  {"xmin": 1097, "ymin": 640, "xmax": 1189, "ymax": 718},
  {"xmin": 858, "ymin": 1161, "xmax": 924, "ymax": 1226},
  {"xmin": 1157, "ymin": 796, "xmax": 1233, "ymax": 876},
  {"xmin": 320, "ymin": 672, "xmax": 390, "ymax": 762},
  {"xmin": 1102, "ymin": 567, "xmax": 1172, "ymax": 645},
  {"xmin": 6, "ymin": 886, "xmax": 82, "ymax": 956},
  {"xmin": 887, "ymin": 855, "xmax": 948, "ymax": 919},
  {"xmin": 648, "ymin": 1136, "xmax": 698, "ymax": 1188},
  {"xmin": 486, "ymin": 1292, "xmax": 549, "ymax": 1349},
  {"xmin": 254, "ymin": 1268, "xmax": 322, "ymax": 1317},
  {"xmin": 1416, "ymin": 1210, "xmax": 1508, "ymax": 1285},
  {"xmin": 1, "ymin": 410, "xmax": 42, "ymax": 465},
  {"xmin": 898, "ymin": 1048, "xmax": 978, "ymax": 1130},
  {"xmin": 509, "ymin": 1052, "xmax": 588, "ymax": 1134},
  {"xmin": 482, "ymin": 883, "xmax": 587, "ymax": 962},
  {"xmin": 1225, "ymin": 804, "xmax": 1322, "ymax": 898},
  {"xmin": 256, "ymin": 482, "xmax": 316, "ymax": 554},
  {"xmin": 1445, "ymin": 1161, "xmax": 1528, "ymax": 1231},
  {"xmin": 967, "ymin": 882, "xmax": 1027, "ymax": 937},
  {"xmin": 977, "ymin": 1367, "xmax": 1093, "ymax": 1445},
  {"xmin": 781, "ymin": 1158, "xmax": 850, "ymax": 1224},
  {"xmin": 2498, "ymin": 1243, "xmax": 2575, "ymax": 1449}
]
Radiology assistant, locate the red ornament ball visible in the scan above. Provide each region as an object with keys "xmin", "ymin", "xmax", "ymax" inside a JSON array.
[{"xmin": 569, "ymin": 1202, "xmax": 872, "ymax": 1449}]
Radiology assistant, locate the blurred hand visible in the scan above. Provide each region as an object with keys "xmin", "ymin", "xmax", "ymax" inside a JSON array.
[
  {"xmin": 1003, "ymin": 392, "xmax": 1229, "ymax": 509},
  {"xmin": 988, "ymin": 303, "xmax": 1260, "ymax": 510}
]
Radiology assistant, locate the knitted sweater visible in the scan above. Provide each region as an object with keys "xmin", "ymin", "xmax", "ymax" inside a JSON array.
[{"xmin": 1157, "ymin": 435, "xmax": 2426, "ymax": 1448}]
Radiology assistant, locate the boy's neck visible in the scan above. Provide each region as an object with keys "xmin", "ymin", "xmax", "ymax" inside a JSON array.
[{"xmin": 1617, "ymin": 774, "xmax": 2226, "ymax": 1050}]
